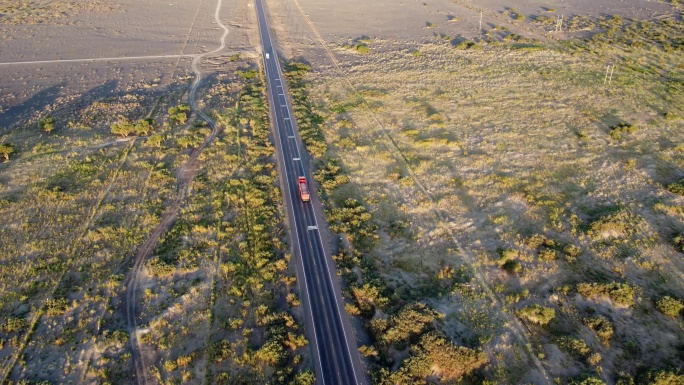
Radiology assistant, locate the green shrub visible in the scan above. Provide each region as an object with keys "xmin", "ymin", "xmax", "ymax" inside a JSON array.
[
  {"xmin": 656, "ymin": 296, "xmax": 683, "ymax": 318},
  {"xmin": 519, "ymin": 304, "xmax": 555, "ymax": 326},
  {"xmin": 500, "ymin": 259, "xmax": 522, "ymax": 274},
  {"xmin": 45, "ymin": 298, "xmax": 70, "ymax": 316},
  {"xmin": 667, "ymin": 179, "xmax": 684, "ymax": 196},
  {"xmin": 577, "ymin": 282, "xmax": 636, "ymax": 307},
  {"xmin": 169, "ymin": 104, "xmax": 191, "ymax": 124},
  {"xmin": 353, "ymin": 43, "xmax": 370, "ymax": 54},
  {"xmin": 609, "ymin": 122, "xmax": 638, "ymax": 140},
  {"xmin": 640, "ymin": 370, "xmax": 684, "ymax": 385},
  {"xmin": 524, "ymin": 234, "xmax": 556, "ymax": 249},
  {"xmin": 538, "ymin": 248, "xmax": 558, "ymax": 261},
  {"xmin": 587, "ymin": 209, "xmax": 636, "ymax": 241},
  {"xmin": 583, "ymin": 316, "xmax": 614, "ymax": 345},
  {"xmin": 571, "ymin": 375, "xmax": 606, "ymax": 385},
  {"xmin": 380, "ymin": 302, "xmax": 442, "ymax": 348},
  {"xmin": 2, "ymin": 317, "xmax": 28, "ymax": 333},
  {"xmin": 39, "ymin": 116, "xmax": 55, "ymax": 133},
  {"xmin": 147, "ymin": 257, "xmax": 176, "ymax": 276},
  {"xmin": 555, "ymin": 336, "xmax": 592, "ymax": 358},
  {"xmin": 384, "ymin": 332, "xmax": 487, "ymax": 383},
  {"xmin": 673, "ymin": 233, "xmax": 684, "ymax": 252},
  {"xmin": 0, "ymin": 143, "xmax": 15, "ymax": 161}
]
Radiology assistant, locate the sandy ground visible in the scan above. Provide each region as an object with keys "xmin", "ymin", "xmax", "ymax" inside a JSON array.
[{"xmin": 0, "ymin": 0, "xmax": 256, "ymax": 129}]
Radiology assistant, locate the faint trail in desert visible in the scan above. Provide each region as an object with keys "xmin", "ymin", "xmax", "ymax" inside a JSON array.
[
  {"xmin": 289, "ymin": 0, "xmax": 552, "ymax": 382},
  {"xmin": 0, "ymin": 139, "xmax": 136, "ymax": 384},
  {"xmin": 124, "ymin": 0, "xmax": 229, "ymax": 384},
  {"xmin": 0, "ymin": 54, "xmax": 200, "ymax": 67}
]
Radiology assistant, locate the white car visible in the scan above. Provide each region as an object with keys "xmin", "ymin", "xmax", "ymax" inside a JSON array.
[{"xmin": 265, "ymin": 53, "xmax": 270, "ymax": 59}]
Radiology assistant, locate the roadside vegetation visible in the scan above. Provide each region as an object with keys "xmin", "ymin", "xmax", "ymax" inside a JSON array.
[
  {"xmin": 0, "ymin": 60, "xmax": 310, "ymax": 384},
  {"xmin": 297, "ymin": 6, "xmax": 684, "ymax": 383},
  {"xmin": 284, "ymin": 62, "xmax": 488, "ymax": 384}
]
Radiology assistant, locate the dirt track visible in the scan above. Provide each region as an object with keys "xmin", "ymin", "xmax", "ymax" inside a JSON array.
[{"xmin": 123, "ymin": 0, "xmax": 229, "ymax": 383}]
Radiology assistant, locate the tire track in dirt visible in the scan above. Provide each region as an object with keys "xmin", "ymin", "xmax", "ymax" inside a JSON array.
[
  {"xmin": 124, "ymin": 0, "xmax": 229, "ymax": 383},
  {"xmin": 1, "ymin": 139, "xmax": 136, "ymax": 384}
]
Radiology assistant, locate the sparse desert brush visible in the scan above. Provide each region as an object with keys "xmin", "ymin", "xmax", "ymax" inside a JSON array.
[
  {"xmin": 518, "ymin": 304, "xmax": 555, "ymax": 326},
  {"xmin": 39, "ymin": 116, "xmax": 55, "ymax": 134},
  {"xmin": 353, "ymin": 43, "xmax": 370, "ymax": 54},
  {"xmin": 2, "ymin": 317, "xmax": 28, "ymax": 333},
  {"xmin": 587, "ymin": 209, "xmax": 638, "ymax": 241},
  {"xmin": 0, "ymin": 142, "xmax": 15, "ymax": 161},
  {"xmin": 577, "ymin": 282, "xmax": 636, "ymax": 307},
  {"xmin": 656, "ymin": 296, "xmax": 683, "ymax": 318},
  {"xmin": 554, "ymin": 335, "xmax": 592, "ymax": 359},
  {"xmin": 582, "ymin": 316, "xmax": 614, "ymax": 345},
  {"xmin": 673, "ymin": 233, "xmax": 684, "ymax": 252},
  {"xmin": 563, "ymin": 244, "xmax": 581, "ymax": 262},
  {"xmin": 168, "ymin": 104, "xmax": 190, "ymax": 125},
  {"xmin": 570, "ymin": 375, "xmax": 606, "ymax": 385},
  {"xmin": 454, "ymin": 40, "xmax": 480, "ymax": 50},
  {"xmin": 640, "ymin": 370, "xmax": 684, "ymax": 385},
  {"xmin": 666, "ymin": 178, "xmax": 684, "ymax": 196},
  {"xmin": 524, "ymin": 234, "xmax": 556, "ymax": 249},
  {"xmin": 500, "ymin": 258, "xmax": 522, "ymax": 274},
  {"xmin": 609, "ymin": 122, "xmax": 638, "ymax": 140}
]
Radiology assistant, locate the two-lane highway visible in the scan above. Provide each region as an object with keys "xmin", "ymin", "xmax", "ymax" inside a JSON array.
[{"xmin": 254, "ymin": 0, "xmax": 367, "ymax": 384}]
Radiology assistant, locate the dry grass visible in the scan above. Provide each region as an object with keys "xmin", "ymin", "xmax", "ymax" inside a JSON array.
[{"xmin": 303, "ymin": 28, "xmax": 684, "ymax": 382}]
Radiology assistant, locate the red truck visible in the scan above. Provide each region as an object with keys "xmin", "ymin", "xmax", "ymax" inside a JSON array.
[{"xmin": 298, "ymin": 177, "xmax": 310, "ymax": 202}]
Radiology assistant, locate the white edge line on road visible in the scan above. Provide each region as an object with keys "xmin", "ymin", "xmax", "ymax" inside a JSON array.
[{"xmin": 266, "ymin": 7, "xmax": 361, "ymax": 384}]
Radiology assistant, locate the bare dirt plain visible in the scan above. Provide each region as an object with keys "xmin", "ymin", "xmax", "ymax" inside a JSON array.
[{"xmin": 263, "ymin": 0, "xmax": 684, "ymax": 383}]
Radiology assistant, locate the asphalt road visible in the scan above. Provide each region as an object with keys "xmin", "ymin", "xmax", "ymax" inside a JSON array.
[{"xmin": 254, "ymin": 0, "xmax": 367, "ymax": 384}]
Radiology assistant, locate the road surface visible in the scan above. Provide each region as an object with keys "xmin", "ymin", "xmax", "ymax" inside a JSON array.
[{"xmin": 254, "ymin": 0, "xmax": 367, "ymax": 384}]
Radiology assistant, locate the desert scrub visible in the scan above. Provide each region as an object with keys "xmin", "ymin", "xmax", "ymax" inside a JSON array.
[
  {"xmin": 518, "ymin": 304, "xmax": 555, "ymax": 326},
  {"xmin": 326, "ymin": 198, "xmax": 378, "ymax": 248},
  {"xmin": 609, "ymin": 122, "xmax": 638, "ymax": 140},
  {"xmin": 2, "ymin": 317, "xmax": 28, "ymax": 333},
  {"xmin": 0, "ymin": 142, "xmax": 15, "ymax": 161},
  {"xmin": 38, "ymin": 116, "xmax": 56, "ymax": 134},
  {"xmin": 571, "ymin": 375, "xmax": 606, "ymax": 385},
  {"xmin": 666, "ymin": 179, "xmax": 684, "ymax": 196},
  {"xmin": 640, "ymin": 370, "xmax": 684, "ymax": 385},
  {"xmin": 577, "ymin": 282, "xmax": 636, "ymax": 307},
  {"xmin": 587, "ymin": 209, "xmax": 639, "ymax": 241},
  {"xmin": 582, "ymin": 316, "xmax": 614, "ymax": 345},
  {"xmin": 554, "ymin": 336, "xmax": 596, "ymax": 362},
  {"xmin": 656, "ymin": 296, "xmax": 683, "ymax": 318},
  {"xmin": 377, "ymin": 332, "xmax": 487, "ymax": 383},
  {"xmin": 168, "ymin": 104, "xmax": 190, "ymax": 125},
  {"xmin": 454, "ymin": 40, "xmax": 481, "ymax": 50},
  {"xmin": 499, "ymin": 257, "xmax": 522, "ymax": 274},
  {"xmin": 282, "ymin": 60, "xmax": 477, "ymax": 383},
  {"xmin": 283, "ymin": 62, "xmax": 328, "ymax": 159},
  {"xmin": 673, "ymin": 233, "xmax": 684, "ymax": 252}
]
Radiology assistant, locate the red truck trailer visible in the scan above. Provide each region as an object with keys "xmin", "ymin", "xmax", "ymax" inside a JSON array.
[{"xmin": 298, "ymin": 177, "xmax": 310, "ymax": 202}]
